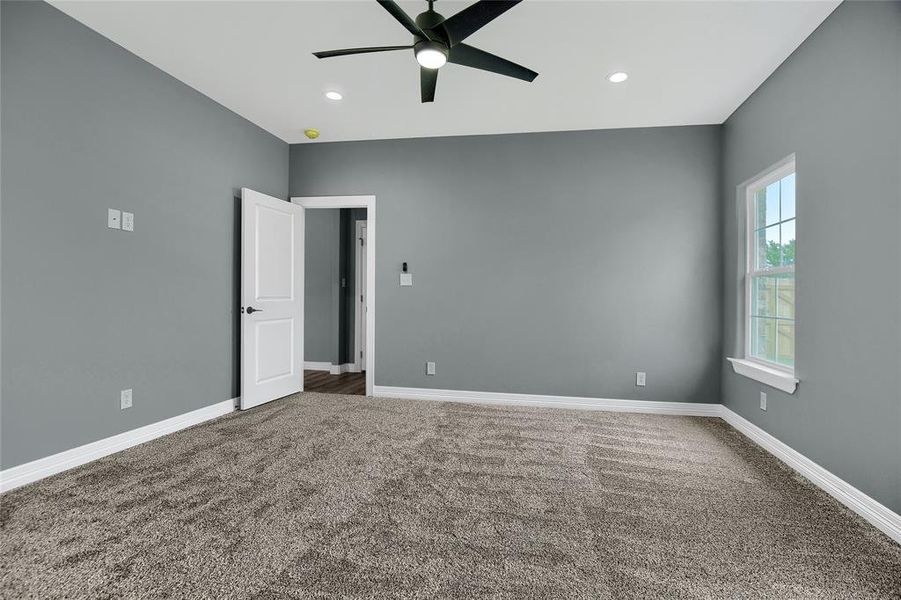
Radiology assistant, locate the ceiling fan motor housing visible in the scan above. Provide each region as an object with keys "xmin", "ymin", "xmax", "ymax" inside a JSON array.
[{"xmin": 414, "ymin": 9, "xmax": 446, "ymax": 40}]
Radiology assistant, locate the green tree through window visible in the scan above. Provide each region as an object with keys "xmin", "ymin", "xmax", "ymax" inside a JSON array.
[{"xmin": 766, "ymin": 238, "xmax": 795, "ymax": 267}]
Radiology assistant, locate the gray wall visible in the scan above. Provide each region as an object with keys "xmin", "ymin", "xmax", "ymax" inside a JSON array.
[
  {"xmin": 0, "ymin": 1, "xmax": 288, "ymax": 468},
  {"xmin": 304, "ymin": 209, "xmax": 340, "ymax": 364},
  {"xmin": 291, "ymin": 126, "xmax": 722, "ymax": 403},
  {"xmin": 721, "ymin": 1, "xmax": 901, "ymax": 512},
  {"xmin": 337, "ymin": 208, "xmax": 349, "ymax": 365}
]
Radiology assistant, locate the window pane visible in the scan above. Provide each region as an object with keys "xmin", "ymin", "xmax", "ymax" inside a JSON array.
[
  {"xmin": 781, "ymin": 173, "xmax": 795, "ymax": 220},
  {"xmin": 752, "ymin": 276, "xmax": 777, "ymax": 317},
  {"xmin": 755, "ymin": 228, "xmax": 766, "ymax": 269},
  {"xmin": 780, "ymin": 219, "xmax": 795, "ymax": 266},
  {"xmin": 757, "ymin": 224, "xmax": 781, "ymax": 269},
  {"xmin": 765, "ymin": 181, "xmax": 780, "ymax": 226},
  {"xmin": 755, "ymin": 189, "xmax": 767, "ymax": 229},
  {"xmin": 776, "ymin": 321, "xmax": 795, "ymax": 367},
  {"xmin": 748, "ymin": 164, "xmax": 795, "ymax": 370},
  {"xmin": 751, "ymin": 317, "xmax": 777, "ymax": 363},
  {"xmin": 776, "ymin": 275, "xmax": 795, "ymax": 319}
]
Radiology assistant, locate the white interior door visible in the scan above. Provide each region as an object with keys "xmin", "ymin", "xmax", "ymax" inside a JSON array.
[
  {"xmin": 241, "ymin": 188, "xmax": 304, "ymax": 409},
  {"xmin": 355, "ymin": 222, "xmax": 368, "ymax": 371}
]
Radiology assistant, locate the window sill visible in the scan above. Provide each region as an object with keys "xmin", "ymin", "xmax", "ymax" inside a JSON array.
[{"xmin": 727, "ymin": 358, "xmax": 798, "ymax": 394}]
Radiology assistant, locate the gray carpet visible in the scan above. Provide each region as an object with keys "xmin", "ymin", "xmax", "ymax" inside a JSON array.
[{"xmin": 1, "ymin": 393, "xmax": 899, "ymax": 599}]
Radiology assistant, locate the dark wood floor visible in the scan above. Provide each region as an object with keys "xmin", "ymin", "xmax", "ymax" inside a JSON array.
[{"xmin": 304, "ymin": 370, "xmax": 366, "ymax": 395}]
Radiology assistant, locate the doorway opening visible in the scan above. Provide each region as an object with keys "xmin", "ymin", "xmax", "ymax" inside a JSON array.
[{"xmin": 293, "ymin": 196, "xmax": 375, "ymax": 397}]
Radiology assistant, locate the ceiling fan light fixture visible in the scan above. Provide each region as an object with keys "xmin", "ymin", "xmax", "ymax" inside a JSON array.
[
  {"xmin": 312, "ymin": 0, "xmax": 537, "ymax": 103},
  {"xmin": 325, "ymin": 90, "xmax": 343, "ymax": 100},
  {"xmin": 607, "ymin": 72, "xmax": 629, "ymax": 83},
  {"xmin": 415, "ymin": 42, "xmax": 448, "ymax": 69}
]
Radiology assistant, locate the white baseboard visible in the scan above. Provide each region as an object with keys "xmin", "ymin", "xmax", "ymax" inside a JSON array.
[
  {"xmin": 304, "ymin": 361, "xmax": 332, "ymax": 372},
  {"xmin": 372, "ymin": 385, "xmax": 721, "ymax": 417},
  {"xmin": 304, "ymin": 362, "xmax": 359, "ymax": 374},
  {"xmin": 0, "ymin": 398, "xmax": 237, "ymax": 494},
  {"xmin": 719, "ymin": 406, "xmax": 901, "ymax": 545}
]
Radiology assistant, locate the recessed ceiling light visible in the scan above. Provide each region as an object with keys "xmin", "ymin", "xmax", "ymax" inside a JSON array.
[
  {"xmin": 325, "ymin": 91, "xmax": 343, "ymax": 101},
  {"xmin": 607, "ymin": 72, "xmax": 629, "ymax": 84}
]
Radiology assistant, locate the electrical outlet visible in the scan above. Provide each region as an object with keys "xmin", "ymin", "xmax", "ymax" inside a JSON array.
[
  {"xmin": 760, "ymin": 391, "xmax": 767, "ymax": 411},
  {"xmin": 121, "ymin": 388, "xmax": 133, "ymax": 410},
  {"xmin": 107, "ymin": 208, "xmax": 121, "ymax": 229},
  {"xmin": 426, "ymin": 361, "xmax": 436, "ymax": 376},
  {"xmin": 122, "ymin": 211, "xmax": 134, "ymax": 232},
  {"xmin": 636, "ymin": 371, "xmax": 646, "ymax": 387}
]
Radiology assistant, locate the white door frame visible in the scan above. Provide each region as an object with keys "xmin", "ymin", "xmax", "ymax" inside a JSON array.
[
  {"xmin": 291, "ymin": 195, "xmax": 375, "ymax": 397},
  {"xmin": 354, "ymin": 220, "xmax": 368, "ymax": 373}
]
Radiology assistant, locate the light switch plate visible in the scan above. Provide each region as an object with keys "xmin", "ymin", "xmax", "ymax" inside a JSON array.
[
  {"xmin": 122, "ymin": 211, "xmax": 134, "ymax": 232},
  {"xmin": 108, "ymin": 208, "xmax": 121, "ymax": 229},
  {"xmin": 426, "ymin": 361, "xmax": 436, "ymax": 375},
  {"xmin": 636, "ymin": 371, "xmax": 646, "ymax": 387},
  {"xmin": 760, "ymin": 391, "xmax": 767, "ymax": 411},
  {"xmin": 120, "ymin": 388, "xmax": 133, "ymax": 410},
  {"xmin": 400, "ymin": 273, "xmax": 413, "ymax": 287}
]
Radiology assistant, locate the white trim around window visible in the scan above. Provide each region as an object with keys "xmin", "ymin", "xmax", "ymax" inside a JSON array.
[{"xmin": 729, "ymin": 154, "xmax": 799, "ymax": 393}]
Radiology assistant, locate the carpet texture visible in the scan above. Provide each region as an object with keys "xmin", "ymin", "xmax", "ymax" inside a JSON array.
[{"xmin": 1, "ymin": 393, "xmax": 900, "ymax": 599}]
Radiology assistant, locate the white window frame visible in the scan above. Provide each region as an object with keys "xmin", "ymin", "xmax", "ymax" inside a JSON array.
[{"xmin": 728, "ymin": 154, "xmax": 799, "ymax": 394}]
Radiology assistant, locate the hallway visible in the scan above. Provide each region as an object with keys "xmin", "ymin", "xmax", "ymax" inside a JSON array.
[{"xmin": 303, "ymin": 370, "xmax": 365, "ymax": 395}]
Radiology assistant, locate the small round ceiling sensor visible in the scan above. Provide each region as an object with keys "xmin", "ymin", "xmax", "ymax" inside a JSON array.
[
  {"xmin": 325, "ymin": 91, "xmax": 343, "ymax": 101},
  {"xmin": 607, "ymin": 72, "xmax": 629, "ymax": 83},
  {"xmin": 304, "ymin": 128, "xmax": 320, "ymax": 140}
]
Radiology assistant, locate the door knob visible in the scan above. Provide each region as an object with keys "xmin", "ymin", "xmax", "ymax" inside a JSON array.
[{"xmin": 246, "ymin": 306, "xmax": 263, "ymax": 314}]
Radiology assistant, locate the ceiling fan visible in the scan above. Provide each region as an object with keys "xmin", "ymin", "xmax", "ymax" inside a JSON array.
[{"xmin": 313, "ymin": 0, "xmax": 538, "ymax": 103}]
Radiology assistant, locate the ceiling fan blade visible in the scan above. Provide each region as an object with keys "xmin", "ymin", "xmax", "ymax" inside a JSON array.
[
  {"xmin": 376, "ymin": 0, "xmax": 426, "ymax": 37},
  {"xmin": 420, "ymin": 67, "xmax": 438, "ymax": 103},
  {"xmin": 313, "ymin": 46, "xmax": 412, "ymax": 59},
  {"xmin": 441, "ymin": 1, "xmax": 522, "ymax": 46},
  {"xmin": 448, "ymin": 43, "xmax": 537, "ymax": 82}
]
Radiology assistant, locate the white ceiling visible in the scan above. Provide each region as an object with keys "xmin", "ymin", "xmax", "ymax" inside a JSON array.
[{"xmin": 52, "ymin": 1, "xmax": 839, "ymax": 144}]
